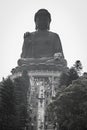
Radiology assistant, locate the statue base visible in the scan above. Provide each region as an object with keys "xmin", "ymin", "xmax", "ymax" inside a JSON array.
[{"xmin": 11, "ymin": 57, "xmax": 68, "ymax": 74}]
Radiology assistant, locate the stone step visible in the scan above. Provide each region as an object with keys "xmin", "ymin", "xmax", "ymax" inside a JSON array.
[
  {"xmin": 46, "ymin": 128, "xmax": 53, "ymax": 130},
  {"xmin": 46, "ymin": 124, "xmax": 53, "ymax": 130}
]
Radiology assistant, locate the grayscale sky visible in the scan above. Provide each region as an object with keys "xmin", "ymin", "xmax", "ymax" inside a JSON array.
[{"xmin": 0, "ymin": 0, "xmax": 87, "ymax": 80}]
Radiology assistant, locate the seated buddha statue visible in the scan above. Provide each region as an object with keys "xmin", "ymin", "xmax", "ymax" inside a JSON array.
[{"xmin": 18, "ymin": 9, "xmax": 65, "ymax": 66}]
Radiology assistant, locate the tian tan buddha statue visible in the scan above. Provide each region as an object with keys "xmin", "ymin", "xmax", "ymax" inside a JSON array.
[{"xmin": 18, "ymin": 9, "xmax": 67, "ymax": 66}]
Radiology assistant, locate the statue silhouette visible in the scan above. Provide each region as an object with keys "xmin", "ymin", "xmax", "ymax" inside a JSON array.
[{"xmin": 21, "ymin": 9, "xmax": 64, "ymax": 59}]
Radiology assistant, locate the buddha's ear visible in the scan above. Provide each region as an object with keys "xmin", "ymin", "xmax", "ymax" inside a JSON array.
[{"xmin": 24, "ymin": 32, "xmax": 31, "ymax": 38}]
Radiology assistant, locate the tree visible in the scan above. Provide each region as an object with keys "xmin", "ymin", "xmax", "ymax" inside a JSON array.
[
  {"xmin": 59, "ymin": 72, "xmax": 69, "ymax": 88},
  {"xmin": 59, "ymin": 60, "xmax": 82, "ymax": 89},
  {"xmin": 59, "ymin": 67, "xmax": 79, "ymax": 88},
  {"xmin": 0, "ymin": 78, "xmax": 16, "ymax": 130},
  {"xmin": 73, "ymin": 60, "xmax": 83, "ymax": 76},
  {"xmin": 0, "ymin": 71, "xmax": 30, "ymax": 130},
  {"xmin": 68, "ymin": 67, "xmax": 79, "ymax": 85},
  {"xmin": 48, "ymin": 76, "xmax": 87, "ymax": 130},
  {"xmin": 13, "ymin": 71, "xmax": 30, "ymax": 130}
]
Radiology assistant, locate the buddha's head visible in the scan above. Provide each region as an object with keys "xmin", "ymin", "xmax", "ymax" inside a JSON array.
[{"xmin": 34, "ymin": 9, "xmax": 51, "ymax": 30}]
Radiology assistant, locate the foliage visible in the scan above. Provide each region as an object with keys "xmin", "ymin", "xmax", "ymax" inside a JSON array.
[
  {"xmin": 47, "ymin": 77, "xmax": 87, "ymax": 130},
  {"xmin": 59, "ymin": 60, "xmax": 83, "ymax": 88},
  {"xmin": 68, "ymin": 67, "xmax": 79, "ymax": 85},
  {"xmin": 0, "ymin": 71, "xmax": 30, "ymax": 130},
  {"xmin": 73, "ymin": 60, "xmax": 83, "ymax": 75},
  {"xmin": 0, "ymin": 78, "xmax": 16, "ymax": 130},
  {"xmin": 13, "ymin": 71, "xmax": 29, "ymax": 130},
  {"xmin": 59, "ymin": 67, "xmax": 79, "ymax": 88}
]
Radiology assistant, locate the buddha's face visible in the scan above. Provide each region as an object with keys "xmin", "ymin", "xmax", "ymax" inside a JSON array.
[{"xmin": 35, "ymin": 16, "xmax": 50, "ymax": 30}]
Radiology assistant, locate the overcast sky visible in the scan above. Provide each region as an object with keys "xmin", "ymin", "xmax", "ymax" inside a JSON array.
[{"xmin": 0, "ymin": 0, "xmax": 87, "ymax": 81}]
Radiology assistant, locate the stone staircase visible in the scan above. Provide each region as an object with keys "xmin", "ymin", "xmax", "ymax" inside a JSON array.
[{"xmin": 46, "ymin": 124, "xmax": 53, "ymax": 130}]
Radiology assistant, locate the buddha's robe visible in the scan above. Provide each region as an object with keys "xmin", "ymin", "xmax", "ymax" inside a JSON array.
[{"xmin": 21, "ymin": 31, "xmax": 64, "ymax": 58}]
